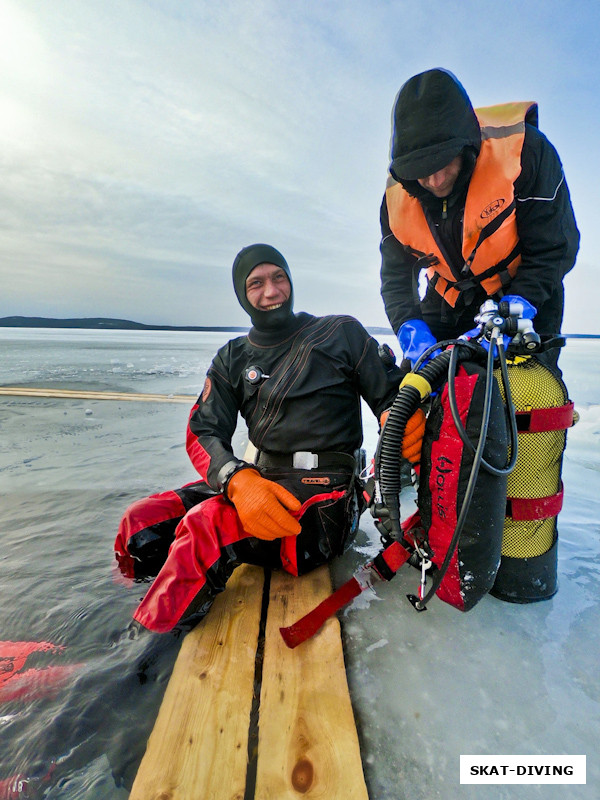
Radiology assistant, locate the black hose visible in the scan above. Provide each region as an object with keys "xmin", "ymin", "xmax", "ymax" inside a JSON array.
[
  {"xmin": 412, "ymin": 338, "xmax": 477, "ymax": 372},
  {"xmin": 446, "ymin": 338, "xmax": 518, "ymax": 475},
  {"xmin": 375, "ymin": 383, "xmax": 421, "ymax": 538},
  {"xmin": 375, "ymin": 347, "xmax": 467, "ymax": 540},
  {"xmin": 496, "ymin": 338, "xmax": 519, "ymax": 467}
]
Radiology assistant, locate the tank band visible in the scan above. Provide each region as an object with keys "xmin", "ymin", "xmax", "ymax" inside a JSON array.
[
  {"xmin": 506, "ymin": 483, "xmax": 564, "ymax": 520},
  {"xmin": 515, "ymin": 401, "xmax": 574, "ymax": 433}
]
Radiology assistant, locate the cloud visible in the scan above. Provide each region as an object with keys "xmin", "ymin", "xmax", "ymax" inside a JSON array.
[{"xmin": 0, "ymin": 0, "xmax": 597, "ymax": 331}]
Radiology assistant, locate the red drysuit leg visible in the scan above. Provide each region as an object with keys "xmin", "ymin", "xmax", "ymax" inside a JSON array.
[{"xmin": 133, "ymin": 495, "xmax": 256, "ymax": 633}]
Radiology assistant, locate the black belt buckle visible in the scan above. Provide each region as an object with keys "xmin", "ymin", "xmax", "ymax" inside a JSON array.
[{"xmin": 258, "ymin": 450, "xmax": 355, "ymax": 472}]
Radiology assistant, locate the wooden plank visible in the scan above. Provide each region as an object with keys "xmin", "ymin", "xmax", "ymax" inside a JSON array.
[
  {"xmin": 255, "ymin": 567, "xmax": 369, "ymax": 800},
  {"xmin": 0, "ymin": 387, "xmax": 196, "ymax": 403},
  {"xmin": 129, "ymin": 564, "xmax": 265, "ymax": 800}
]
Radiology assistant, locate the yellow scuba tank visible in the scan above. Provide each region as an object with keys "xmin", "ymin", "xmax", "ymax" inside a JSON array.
[{"xmin": 492, "ymin": 357, "xmax": 575, "ymax": 602}]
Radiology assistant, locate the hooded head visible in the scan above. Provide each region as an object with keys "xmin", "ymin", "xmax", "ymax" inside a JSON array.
[
  {"xmin": 232, "ymin": 243, "xmax": 294, "ymax": 331},
  {"xmin": 389, "ymin": 68, "xmax": 481, "ymax": 183}
]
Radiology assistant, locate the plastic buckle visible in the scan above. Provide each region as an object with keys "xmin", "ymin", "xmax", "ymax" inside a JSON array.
[
  {"xmin": 293, "ymin": 451, "xmax": 319, "ymax": 470},
  {"xmin": 354, "ymin": 564, "xmax": 376, "ymax": 591}
]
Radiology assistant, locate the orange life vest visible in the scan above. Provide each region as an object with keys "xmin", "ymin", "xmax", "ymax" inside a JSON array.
[{"xmin": 385, "ymin": 102, "xmax": 537, "ymax": 307}]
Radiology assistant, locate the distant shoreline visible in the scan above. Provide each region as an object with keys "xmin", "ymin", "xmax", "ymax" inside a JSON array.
[
  {"xmin": 0, "ymin": 316, "xmax": 596, "ymax": 338},
  {"xmin": 0, "ymin": 315, "xmax": 395, "ymax": 336},
  {"xmin": 0, "ymin": 315, "xmax": 250, "ymax": 333}
]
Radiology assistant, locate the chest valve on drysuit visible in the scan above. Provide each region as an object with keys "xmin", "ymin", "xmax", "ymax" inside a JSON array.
[{"xmin": 244, "ymin": 365, "xmax": 270, "ymax": 385}]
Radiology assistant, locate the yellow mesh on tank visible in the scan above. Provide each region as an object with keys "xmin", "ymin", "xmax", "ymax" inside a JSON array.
[
  {"xmin": 494, "ymin": 358, "xmax": 568, "ymax": 558},
  {"xmin": 502, "ymin": 518, "xmax": 556, "ymax": 557}
]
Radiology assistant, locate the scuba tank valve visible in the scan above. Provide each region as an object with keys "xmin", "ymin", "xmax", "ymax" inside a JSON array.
[{"xmin": 472, "ymin": 299, "xmax": 541, "ymax": 353}]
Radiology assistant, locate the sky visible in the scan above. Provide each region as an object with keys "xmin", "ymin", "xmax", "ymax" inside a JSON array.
[{"xmin": 1, "ymin": 0, "xmax": 598, "ymax": 333}]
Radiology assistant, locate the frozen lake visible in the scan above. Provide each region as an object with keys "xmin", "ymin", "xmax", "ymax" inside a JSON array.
[{"xmin": 0, "ymin": 327, "xmax": 597, "ymax": 799}]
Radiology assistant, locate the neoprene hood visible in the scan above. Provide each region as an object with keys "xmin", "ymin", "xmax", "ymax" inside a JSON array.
[
  {"xmin": 389, "ymin": 68, "xmax": 481, "ymax": 181},
  {"xmin": 232, "ymin": 243, "xmax": 294, "ymax": 330}
]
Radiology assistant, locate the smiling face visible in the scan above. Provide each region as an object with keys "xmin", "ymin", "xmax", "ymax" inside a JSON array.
[
  {"xmin": 417, "ymin": 154, "xmax": 463, "ymax": 198},
  {"xmin": 245, "ymin": 262, "xmax": 291, "ymax": 312}
]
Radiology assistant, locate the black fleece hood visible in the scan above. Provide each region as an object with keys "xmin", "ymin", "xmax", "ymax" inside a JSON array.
[
  {"xmin": 389, "ymin": 68, "xmax": 481, "ymax": 182},
  {"xmin": 232, "ymin": 243, "xmax": 294, "ymax": 331}
]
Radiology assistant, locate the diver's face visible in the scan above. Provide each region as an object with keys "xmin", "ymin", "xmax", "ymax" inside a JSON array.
[
  {"xmin": 245, "ymin": 263, "xmax": 291, "ymax": 311},
  {"xmin": 417, "ymin": 155, "xmax": 463, "ymax": 198}
]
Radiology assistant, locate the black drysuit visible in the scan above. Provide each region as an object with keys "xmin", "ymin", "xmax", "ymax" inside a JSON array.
[{"xmin": 115, "ymin": 312, "xmax": 401, "ymax": 632}]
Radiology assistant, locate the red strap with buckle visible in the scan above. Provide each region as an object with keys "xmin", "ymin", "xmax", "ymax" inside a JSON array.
[
  {"xmin": 506, "ymin": 483, "xmax": 564, "ymax": 520},
  {"xmin": 515, "ymin": 401, "xmax": 574, "ymax": 433}
]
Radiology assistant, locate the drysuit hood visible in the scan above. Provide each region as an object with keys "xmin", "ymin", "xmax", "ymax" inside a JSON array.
[
  {"xmin": 389, "ymin": 68, "xmax": 481, "ymax": 182},
  {"xmin": 232, "ymin": 243, "xmax": 294, "ymax": 331}
]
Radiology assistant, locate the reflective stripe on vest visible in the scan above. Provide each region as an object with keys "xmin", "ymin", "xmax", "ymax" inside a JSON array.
[{"xmin": 385, "ymin": 101, "xmax": 537, "ymax": 307}]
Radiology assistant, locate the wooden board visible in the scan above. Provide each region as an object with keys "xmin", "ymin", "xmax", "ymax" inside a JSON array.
[
  {"xmin": 129, "ymin": 565, "xmax": 265, "ymax": 800},
  {"xmin": 255, "ymin": 568, "xmax": 369, "ymax": 799},
  {"xmin": 130, "ymin": 564, "xmax": 369, "ymax": 800}
]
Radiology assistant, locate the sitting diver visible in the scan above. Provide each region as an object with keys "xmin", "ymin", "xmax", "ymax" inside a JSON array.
[{"xmin": 115, "ymin": 243, "xmax": 415, "ymax": 632}]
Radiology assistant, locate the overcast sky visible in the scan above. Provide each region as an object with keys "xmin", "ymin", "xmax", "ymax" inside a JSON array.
[{"xmin": 1, "ymin": 0, "xmax": 598, "ymax": 332}]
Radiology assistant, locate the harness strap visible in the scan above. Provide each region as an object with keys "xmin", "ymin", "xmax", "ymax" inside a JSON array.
[
  {"xmin": 279, "ymin": 514, "xmax": 420, "ymax": 648},
  {"xmin": 371, "ymin": 540, "xmax": 411, "ymax": 581},
  {"xmin": 439, "ymin": 242, "xmax": 522, "ymax": 296}
]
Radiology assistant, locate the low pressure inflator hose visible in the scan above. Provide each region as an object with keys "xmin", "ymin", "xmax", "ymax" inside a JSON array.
[{"xmin": 376, "ymin": 348, "xmax": 470, "ymax": 540}]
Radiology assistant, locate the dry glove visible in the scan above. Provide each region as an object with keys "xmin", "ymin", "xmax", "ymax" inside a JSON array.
[
  {"xmin": 401, "ymin": 408, "xmax": 427, "ymax": 463},
  {"xmin": 500, "ymin": 294, "xmax": 537, "ymax": 320},
  {"xmin": 380, "ymin": 406, "xmax": 427, "ymax": 464},
  {"xmin": 398, "ymin": 319, "xmax": 440, "ymax": 368},
  {"xmin": 227, "ymin": 468, "xmax": 302, "ymax": 540}
]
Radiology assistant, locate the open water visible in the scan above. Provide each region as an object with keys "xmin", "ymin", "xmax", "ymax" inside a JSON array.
[{"xmin": 0, "ymin": 328, "xmax": 598, "ymax": 799}]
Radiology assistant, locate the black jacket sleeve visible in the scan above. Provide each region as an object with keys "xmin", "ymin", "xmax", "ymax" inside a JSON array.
[
  {"xmin": 187, "ymin": 344, "xmax": 243, "ymax": 490},
  {"xmin": 508, "ymin": 125, "xmax": 579, "ymax": 311},
  {"xmin": 343, "ymin": 317, "xmax": 403, "ymax": 417}
]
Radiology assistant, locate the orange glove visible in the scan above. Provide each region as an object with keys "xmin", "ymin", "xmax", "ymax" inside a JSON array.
[
  {"xmin": 402, "ymin": 408, "xmax": 426, "ymax": 463},
  {"xmin": 379, "ymin": 407, "xmax": 427, "ymax": 464},
  {"xmin": 227, "ymin": 468, "xmax": 302, "ymax": 540}
]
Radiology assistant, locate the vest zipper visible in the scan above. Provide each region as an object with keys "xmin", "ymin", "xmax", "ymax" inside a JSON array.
[{"xmin": 442, "ymin": 199, "xmax": 448, "ymax": 220}]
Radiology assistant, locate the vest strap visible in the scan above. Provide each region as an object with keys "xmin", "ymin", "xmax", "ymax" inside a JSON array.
[
  {"xmin": 448, "ymin": 243, "xmax": 522, "ymax": 294},
  {"xmin": 461, "ymin": 199, "xmax": 517, "ymax": 275}
]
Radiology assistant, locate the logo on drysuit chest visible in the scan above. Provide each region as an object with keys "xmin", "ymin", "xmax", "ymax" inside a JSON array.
[
  {"xmin": 434, "ymin": 455, "xmax": 453, "ymax": 520},
  {"xmin": 480, "ymin": 198, "xmax": 506, "ymax": 219}
]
